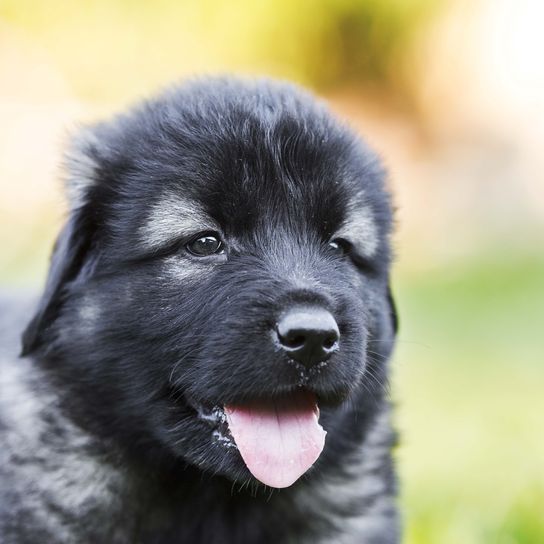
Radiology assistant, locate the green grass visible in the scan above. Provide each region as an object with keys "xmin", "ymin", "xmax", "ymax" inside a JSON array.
[{"xmin": 393, "ymin": 252, "xmax": 544, "ymax": 543}]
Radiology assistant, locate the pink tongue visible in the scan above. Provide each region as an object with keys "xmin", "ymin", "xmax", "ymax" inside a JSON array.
[{"xmin": 224, "ymin": 391, "xmax": 326, "ymax": 488}]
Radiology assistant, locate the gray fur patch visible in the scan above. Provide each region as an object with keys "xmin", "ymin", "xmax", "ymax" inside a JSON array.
[
  {"xmin": 336, "ymin": 192, "xmax": 379, "ymax": 258},
  {"xmin": 162, "ymin": 255, "xmax": 216, "ymax": 281},
  {"xmin": 0, "ymin": 339, "xmax": 127, "ymax": 542},
  {"xmin": 140, "ymin": 195, "xmax": 219, "ymax": 251},
  {"xmin": 77, "ymin": 293, "xmax": 102, "ymax": 327}
]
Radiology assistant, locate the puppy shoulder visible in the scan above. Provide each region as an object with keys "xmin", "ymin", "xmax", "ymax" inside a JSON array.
[{"xmin": 0, "ymin": 312, "xmax": 126, "ymax": 541}]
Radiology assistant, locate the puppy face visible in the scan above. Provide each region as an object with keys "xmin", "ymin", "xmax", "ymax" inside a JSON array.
[{"xmin": 23, "ymin": 78, "xmax": 396, "ymax": 487}]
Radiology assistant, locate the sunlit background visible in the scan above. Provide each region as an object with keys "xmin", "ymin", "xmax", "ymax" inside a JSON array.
[{"xmin": 1, "ymin": 1, "xmax": 543, "ymax": 542}]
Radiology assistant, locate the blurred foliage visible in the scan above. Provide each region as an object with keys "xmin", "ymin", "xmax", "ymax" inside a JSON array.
[
  {"xmin": 0, "ymin": 0, "xmax": 442, "ymax": 103},
  {"xmin": 394, "ymin": 251, "xmax": 544, "ymax": 543}
]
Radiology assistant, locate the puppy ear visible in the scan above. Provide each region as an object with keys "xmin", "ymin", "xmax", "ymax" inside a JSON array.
[
  {"xmin": 387, "ymin": 285, "xmax": 398, "ymax": 335},
  {"xmin": 63, "ymin": 125, "xmax": 103, "ymax": 209},
  {"xmin": 21, "ymin": 128, "xmax": 100, "ymax": 355}
]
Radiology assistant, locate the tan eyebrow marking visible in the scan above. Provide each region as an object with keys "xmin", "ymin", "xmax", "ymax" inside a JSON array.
[
  {"xmin": 336, "ymin": 192, "xmax": 379, "ymax": 258},
  {"xmin": 139, "ymin": 195, "xmax": 219, "ymax": 251}
]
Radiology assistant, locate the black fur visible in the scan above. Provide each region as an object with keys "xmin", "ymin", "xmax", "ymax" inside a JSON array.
[{"xmin": 1, "ymin": 77, "xmax": 399, "ymax": 543}]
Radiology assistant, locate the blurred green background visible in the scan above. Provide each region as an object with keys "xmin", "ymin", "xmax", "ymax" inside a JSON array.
[{"xmin": 1, "ymin": 1, "xmax": 543, "ymax": 542}]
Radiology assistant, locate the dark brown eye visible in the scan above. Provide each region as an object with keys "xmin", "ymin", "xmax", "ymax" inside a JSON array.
[
  {"xmin": 328, "ymin": 238, "xmax": 351, "ymax": 255},
  {"xmin": 186, "ymin": 234, "xmax": 223, "ymax": 256}
]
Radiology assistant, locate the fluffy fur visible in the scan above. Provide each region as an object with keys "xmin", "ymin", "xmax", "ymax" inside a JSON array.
[{"xmin": 0, "ymin": 77, "xmax": 399, "ymax": 543}]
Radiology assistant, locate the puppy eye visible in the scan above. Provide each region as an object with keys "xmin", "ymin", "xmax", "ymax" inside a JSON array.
[
  {"xmin": 186, "ymin": 234, "xmax": 224, "ymax": 257},
  {"xmin": 328, "ymin": 238, "xmax": 351, "ymax": 255}
]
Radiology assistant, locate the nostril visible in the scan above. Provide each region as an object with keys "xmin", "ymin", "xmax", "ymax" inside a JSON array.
[
  {"xmin": 322, "ymin": 335, "xmax": 337, "ymax": 350},
  {"xmin": 280, "ymin": 333, "xmax": 306, "ymax": 349}
]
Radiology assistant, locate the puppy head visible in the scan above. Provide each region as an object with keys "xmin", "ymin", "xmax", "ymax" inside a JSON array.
[{"xmin": 23, "ymin": 78, "xmax": 396, "ymax": 488}]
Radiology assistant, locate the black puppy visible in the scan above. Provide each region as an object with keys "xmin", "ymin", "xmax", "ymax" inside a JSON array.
[{"xmin": 0, "ymin": 77, "xmax": 399, "ymax": 543}]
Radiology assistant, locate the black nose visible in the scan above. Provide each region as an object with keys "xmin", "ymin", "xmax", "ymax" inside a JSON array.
[{"xmin": 276, "ymin": 306, "xmax": 340, "ymax": 367}]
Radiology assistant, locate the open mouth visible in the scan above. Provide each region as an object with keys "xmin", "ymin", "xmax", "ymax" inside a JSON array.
[{"xmin": 189, "ymin": 390, "xmax": 327, "ymax": 488}]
